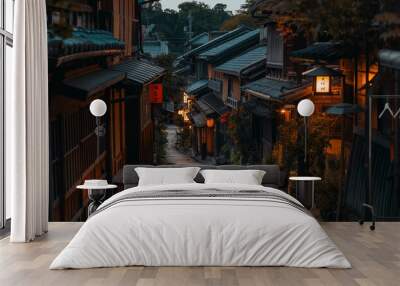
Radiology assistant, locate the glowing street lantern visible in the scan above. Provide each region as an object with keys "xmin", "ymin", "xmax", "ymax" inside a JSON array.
[
  {"xmin": 206, "ymin": 118, "xmax": 215, "ymax": 128},
  {"xmin": 315, "ymin": 76, "xmax": 330, "ymax": 93},
  {"xmin": 303, "ymin": 66, "xmax": 342, "ymax": 95},
  {"xmin": 183, "ymin": 93, "xmax": 189, "ymax": 104}
]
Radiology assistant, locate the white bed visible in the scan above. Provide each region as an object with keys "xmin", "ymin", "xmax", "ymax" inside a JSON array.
[{"xmin": 50, "ymin": 183, "xmax": 351, "ymax": 269}]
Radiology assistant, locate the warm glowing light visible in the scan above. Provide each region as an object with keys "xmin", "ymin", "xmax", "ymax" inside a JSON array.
[
  {"xmin": 206, "ymin": 118, "xmax": 215, "ymax": 128},
  {"xmin": 315, "ymin": 76, "xmax": 330, "ymax": 93},
  {"xmin": 183, "ymin": 93, "xmax": 189, "ymax": 104},
  {"xmin": 280, "ymin": 109, "xmax": 286, "ymax": 114},
  {"xmin": 183, "ymin": 113, "xmax": 189, "ymax": 122},
  {"xmin": 178, "ymin": 109, "xmax": 189, "ymax": 122}
]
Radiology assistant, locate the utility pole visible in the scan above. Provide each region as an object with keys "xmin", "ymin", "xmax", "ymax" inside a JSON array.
[
  {"xmin": 186, "ymin": 11, "xmax": 193, "ymax": 50},
  {"xmin": 188, "ymin": 11, "xmax": 193, "ymax": 41}
]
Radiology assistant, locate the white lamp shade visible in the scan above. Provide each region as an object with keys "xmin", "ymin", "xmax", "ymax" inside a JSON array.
[
  {"xmin": 90, "ymin": 99, "xmax": 107, "ymax": 117},
  {"xmin": 297, "ymin": 99, "xmax": 315, "ymax": 117}
]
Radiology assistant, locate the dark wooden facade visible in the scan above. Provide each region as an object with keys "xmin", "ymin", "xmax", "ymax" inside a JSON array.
[{"xmin": 48, "ymin": 0, "xmax": 140, "ymax": 221}]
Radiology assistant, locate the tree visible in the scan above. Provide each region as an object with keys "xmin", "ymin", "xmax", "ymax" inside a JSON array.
[
  {"xmin": 220, "ymin": 14, "xmax": 258, "ymax": 31},
  {"xmin": 374, "ymin": 1, "xmax": 400, "ymax": 48},
  {"xmin": 220, "ymin": 0, "xmax": 261, "ymax": 31},
  {"xmin": 272, "ymin": 114, "xmax": 335, "ymax": 177},
  {"xmin": 255, "ymin": 0, "xmax": 396, "ymax": 50},
  {"xmin": 141, "ymin": 1, "xmax": 232, "ymax": 54},
  {"xmin": 213, "ymin": 3, "xmax": 227, "ymax": 13}
]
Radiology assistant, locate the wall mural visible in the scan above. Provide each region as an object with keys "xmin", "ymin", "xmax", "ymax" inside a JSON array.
[{"xmin": 46, "ymin": 0, "xmax": 400, "ymax": 223}]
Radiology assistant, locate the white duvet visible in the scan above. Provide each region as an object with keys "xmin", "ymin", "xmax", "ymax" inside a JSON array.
[{"xmin": 50, "ymin": 183, "xmax": 351, "ymax": 269}]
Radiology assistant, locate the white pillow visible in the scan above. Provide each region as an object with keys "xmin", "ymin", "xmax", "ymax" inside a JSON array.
[
  {"xmin": 200, "ymin": 169, "xmax": 266, "ymax": 185},
  {"xmin": 135, "ymin": 167, "xmax": 201, "ymax": 186}
]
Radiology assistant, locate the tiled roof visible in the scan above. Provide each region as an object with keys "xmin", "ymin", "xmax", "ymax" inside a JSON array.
[
  {"xmin": 302, "ymin": 66, "xmax": 343, "ymax": 77},
  {"xmin": 188, "ymin": 112, "xmax": 206, "ymax": 128},
  {"xmin": 196, "ymin": 99, "xmax": 214, "ymax": 116},
  {"xmin": 186, "ymin": 80, "xmax": 209, "ymax": 95},
  {"xmin": 110, "ymin": 59, "xmax": 166, "ymax": 85},
  {"xmin": 48, "ymin": 27, "xmax": 125, "ymax": 58},
  {"xmin": 173, "ymin": 65, "xmax": 191, "ymax": 76},
  {"xmin": 242, "ymin": 78, "xmax": 299, "ymax": 99},
  {"xmin": 290, "ymin": 42, "xmax": 352, "ymax": 61},
  {"xmin": 197, "ymin": 93, "xmax": 229, "ymax": 115},
  {"xmin": 199, "ymin": 29, "xmax": 260, "ymax": 63},
  {"xmin": 188, "ymin": 32, "xmax": 227, "ymax": 47},
  {"xmin": 189, "ymin": 33, "xmax": 209, "ymax": 47},
  {"xmin": 215, "ymin": 46, "xmax": 266, "ymax": 76},
  {"xmin": 63, "ymin": 69, "xmax": 126, "ymax": 98},
  {"xmin": 178, "ymin": 25, "xmax": 253, "ymax": 59}
]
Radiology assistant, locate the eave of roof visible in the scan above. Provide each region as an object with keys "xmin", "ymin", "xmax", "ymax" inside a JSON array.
[
  {"xmin": 110, "ymin": 59, "xmax": 166, "ymax": 86},
  {"xmin": 242, "ymin": 77, "xmax": 301, "ymax": 100},
  {"xmin": 186, "ymin": 80, "xmax": 209, "ymax": 95},
  {"xmin": 63, "ymin": 69, "xmax": 126, "ymax": 99},
  {"xmin": 302, "ymin": 66, "xmax": 343, "ymax": 77},
  {"xmin": 197, "ymin": 93, "xmax": 229, "ymax": 116},
  {"xmin": 215, "ymin": 46, "xmax": 266, "ymax": 76},
  {"xmin": 173, "ymin": 65, "xmax": 191, "ymax": 76},
  {"xmin": 189, "ymin": 32, "xmax": 209, "ymax": 46},
  {"xmin": 379, "ymin": 49, "xmax": 400, "ymax": 70},
  {"xmin": 290, "ymin": 42, "xmax": 352, "ymax": 62},
  {"xmin": 188, "ymin": 111, "xmax": 206, "ymax": 128}
]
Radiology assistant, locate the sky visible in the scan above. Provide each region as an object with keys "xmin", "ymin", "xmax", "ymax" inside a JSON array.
[{"xmin": 160, "ymin": 0, "xmax": 242, "ymax": 12}]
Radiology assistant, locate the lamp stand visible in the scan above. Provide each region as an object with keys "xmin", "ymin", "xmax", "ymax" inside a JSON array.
[
  {"xmin": 304, "ymin": 117, "xmax": 307, "ymax": 164},
  {"xmin": 95, "ymin": 117, "xmax": 106, "ymax": 158},
  {"xmin": 96, "ymin": 117, "xmax": 100, "ymax": 158},
  {"xmin": 303, "ymin": 117, "xmax": 309, "ymax": 176}
]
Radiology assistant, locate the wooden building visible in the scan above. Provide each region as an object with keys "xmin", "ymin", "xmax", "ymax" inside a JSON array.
[
  {"xmin": 342, "ymin": 50, "xmax": 400, "ymax": 219},
  {"xmin": 179, "ymin": 27, "xmax": 263, "ymax": 163},
  {"xmin": 237, "ymin": 20, "xmax": 312, "ymax": 164},
  {"xmin": 47, "ymin": 0, "xmax": 165, "ymax": 221}
]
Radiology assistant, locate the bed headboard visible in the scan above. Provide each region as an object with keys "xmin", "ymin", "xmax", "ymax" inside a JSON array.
[{"xmin": 122, "ymin": 164, "xmax": 286, "ymax": 190}]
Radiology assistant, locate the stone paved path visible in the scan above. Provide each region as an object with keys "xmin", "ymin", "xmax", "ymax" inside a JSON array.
[{"xmin": 165, "ymin": 125, "xmax": 199, "ymax": 165}]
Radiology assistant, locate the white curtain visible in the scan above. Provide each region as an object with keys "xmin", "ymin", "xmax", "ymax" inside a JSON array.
[{"xmin": 6, "ymin": 0, "xmax": 49, "ymax": 242}]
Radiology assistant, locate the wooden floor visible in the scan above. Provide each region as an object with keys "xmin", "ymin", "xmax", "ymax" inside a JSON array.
[{"xmin": 0, "ymin": 222, "xmax": 399, "ymax": 286}]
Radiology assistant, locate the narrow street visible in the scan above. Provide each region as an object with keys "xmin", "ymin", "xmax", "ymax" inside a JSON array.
[{"xmin": 165, "ymin": 125, "xmax": 199, "ymax": 165}]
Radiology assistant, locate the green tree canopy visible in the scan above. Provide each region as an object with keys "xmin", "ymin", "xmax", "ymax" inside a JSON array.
[
  {"xmin": 255, "ymin": 0, "xmax": 399, "ymax": 50},
  {"xmin": 142, "ymin": 1, "xmax": 232, "ymax": 55}
]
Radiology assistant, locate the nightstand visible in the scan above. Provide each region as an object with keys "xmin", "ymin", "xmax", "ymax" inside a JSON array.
[
  {"xmin": 289, "ymin": 176, "xmax": 321, "ymax": 210},
  {"xmin": 77, "ymin": 182, "xmax": 117, "ymax": 216}
]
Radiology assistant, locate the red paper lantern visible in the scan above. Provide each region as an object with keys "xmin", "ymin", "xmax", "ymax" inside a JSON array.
[
  {"xmin": 206, "ymin": 118, "xmax": 215, "ymax": 128},
  {"xmin": 149, "ymin": 84, "xmax": 163, "ymax": 103}
]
